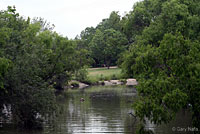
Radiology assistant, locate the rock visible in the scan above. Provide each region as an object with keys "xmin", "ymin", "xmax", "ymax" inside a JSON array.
[
  {"xmin": 69, "ymin": 78, "xmax": 137, "ymax": 89},
  {"xmin": 110, "ymin": 80, "xmax": 123, "ymax": 85},
  {"xmin": 69, "ymin": 80, "xmax": 89, "ymax": 89},
  {"xmin": 79, "ymin": 82, "xmax": 89, "ymax": 89},
  {"xmin": 102, "ymin": 80, "xmax": 123, "ymax": 86},
  {"xmin": 126, "ymin": 79, "xmax": 138, "ymax": 86},
  {"xmin": 98, "ymin": 81, "xmax": 105, "ymax": 85},
  {"xmin": 104, "ymin": 81, "xmax": 113, "ymax": 86}
]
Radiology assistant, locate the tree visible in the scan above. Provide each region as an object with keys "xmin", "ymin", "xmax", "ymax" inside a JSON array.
[
  {"xmin": 0, "ymin": 6, "xmax": 85, "ymax": 129},
  {"xmin": 77, "ymin": 11, "xmax": 130, "ymax": 68},
  {"xmin": 0, "ymin": 7, "xmax": 58, "ymax": 128},
  {"xmin": 90, "ymin": 29, "xmax": 128, "ymax": 68},
  {"xmin": 89, "ymin": 29, "xmax": 105, "ymax": 67},
  {"xmin": 121, "ymin": 0, "xmax": 200, "ymax": 132},
  {"xmin": 121, "ymin": 0, "xmax": 153, "ymax": 44},
  {"xmin": 96, "ymin": 11, "xmax": 121, "ymax": 32},
  {"xmin": 75, "ymin": 27, "xmax": 95, "ymax": 67},
  {"xmin": 36, "ymin": 30, "xmax": 83, "ymax": 90},
  {"xmin": 79, "ymin": 26, "xmax": 96, "ymax": 48},
  {"xmin": 0, "ymin": 58, "xmax": 11, "ymax": 118}
]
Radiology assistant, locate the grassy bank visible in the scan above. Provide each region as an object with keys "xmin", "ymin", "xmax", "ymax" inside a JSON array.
[{"xmin": 87, "ymin": 67, "xmax": 122, "ymax": 83}]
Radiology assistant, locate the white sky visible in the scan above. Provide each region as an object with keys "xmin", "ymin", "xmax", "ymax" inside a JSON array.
[{"xmin": 0, "ymin": 0, "xmax": 139, "ymax": 39}]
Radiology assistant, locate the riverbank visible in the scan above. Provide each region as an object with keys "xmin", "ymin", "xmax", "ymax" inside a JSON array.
[
  {"xmin": 69, "ymin": 78, "xmax": 138, "ymax": 89},
  {"xmin": 69, "ymin": 67, "xmax": 138, "ymax": 89}
]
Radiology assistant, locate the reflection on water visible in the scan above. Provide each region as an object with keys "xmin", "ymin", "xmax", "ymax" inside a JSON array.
[
  {"xmin": 0, "ymin": 86, "xmax": 192, "ymax": 134},
  {"xmin": 47, "ymin": 86, "xmax": 138, "ymax": 134}
]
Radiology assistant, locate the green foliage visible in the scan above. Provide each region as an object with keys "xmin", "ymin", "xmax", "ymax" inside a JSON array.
[
  {"xmin": 136, "ymin": 124, "xmax": 154, "ymax": 134},
  {"xmin": 79, "ymin": 26, "xmax": 96, "ymax": 47},
  {"xmin": 121, "ymin": 0, "xmax": 161, "ymax": 43},
  {"xmin": 121, "ymin": 0, "xmax": 200, "ymax": 131},
  {"xmin": 119, "ymin": 79, "xmax": 126, "ymax": 84},
  {"xmin": 0, "ymin": 58, "xmax": 10, "ymax": 88},
  {"xmin": 0, "ymin": 6, "xmax": 86, "ymax": 129},
  {"xmin": 74, "ymin": 67, "xmax": 88, "ymax": 82},
  {"xmin": 111, "ymin": 74, "xmax": 117, "ymax": 80},
  {"xmin": 78, "ymin": 11, "xmax": 129, "ymax": 68},
  {"xmin": 0, "ymin": 58, "xmax": 11, "ymax": 118},
  {"xmin": 90, "ymin": 28, "xmax": 128, "ymax": 68},
  {"xmin": 97, "ymin": 11, "xmax": 121, "ymax": 32}
]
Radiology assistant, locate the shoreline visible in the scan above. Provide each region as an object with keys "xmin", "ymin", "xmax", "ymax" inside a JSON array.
[{"xmin": 69, "ymin": 79, "xmax": 138, "ymax": 89}]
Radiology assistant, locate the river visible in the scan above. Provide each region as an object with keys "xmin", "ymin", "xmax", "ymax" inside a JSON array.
[{"xmin": 0, "ymin": 86, "xmax": 193, "ymax": 134}]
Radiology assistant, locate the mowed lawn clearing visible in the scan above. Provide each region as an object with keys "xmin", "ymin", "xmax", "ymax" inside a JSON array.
[{"xmin": 87, "ymin": 67, "xmax": 122, "ymax": 81}]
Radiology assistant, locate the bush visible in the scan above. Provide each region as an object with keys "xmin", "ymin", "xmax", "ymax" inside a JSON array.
[
  {"xmin": 74, "ymin": 67, "xmax": 88, "ymax": 82},
  {"xmin": 99, "ymin": 74, "xmax": 104, "ymax": 81},
  {"xmin": 111, "ymin": 74, "xmax": 117, "ymax": 80},
  {"xmin": 120, "ymin": 79, "xmax": 127, "ymax": 84}
]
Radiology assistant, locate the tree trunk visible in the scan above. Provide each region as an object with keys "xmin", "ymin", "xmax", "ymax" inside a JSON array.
[{"xmin": 105, "ymin": 60, "xmax": 110, "ymax": 69}]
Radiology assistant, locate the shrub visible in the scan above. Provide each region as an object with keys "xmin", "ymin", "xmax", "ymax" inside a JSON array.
[
  {"xmin": 111, "ymin": 74, "xmax": 117, "ymax": 80},
  {"xmin": 120, "ymin": 79, "xmax": 127, "ymax": 84},
  {"xmin": 75, "ymin": 67, "xmax": 88, "ymax": 82}
]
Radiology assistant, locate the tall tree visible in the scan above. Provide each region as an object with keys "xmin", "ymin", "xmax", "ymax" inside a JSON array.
[
  {"xmin": 90, "ymin": 29, "xmax": 128, "ymax": 68},
  {"xmin": 121, "ymin": 0, "xmax": 166, "ymax": 43},
  {"xmin": 96, "ymin": 11, "xmax": 121, "ymax": 32},
  {"xmin": 0, "ymin": 6, "xmax": 86, "ymax": 129},
  {"xmin": 121, "ymin": 0, "xmax": 200, "ymax": 133},
  {"xmin": 79, "ymin": 26, "xmax": 96, "ymax": 48}
]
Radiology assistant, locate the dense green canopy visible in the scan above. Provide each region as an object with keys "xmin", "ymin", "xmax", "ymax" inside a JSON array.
[
  {"xmin": 77, "ymin": 11, "xmax": 128, "ymax": 68},
  {"xmin": 0, "ymin": 6, "xmax": 86, "ymax": 129},
  {"xmin": 121, "ymin": 0, "xmax": 200, "ymax": 132}
]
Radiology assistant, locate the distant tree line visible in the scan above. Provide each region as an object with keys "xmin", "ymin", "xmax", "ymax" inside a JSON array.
[{"xmin": 75, "ymin": 11, "xmax": 129, "ymax": 68}]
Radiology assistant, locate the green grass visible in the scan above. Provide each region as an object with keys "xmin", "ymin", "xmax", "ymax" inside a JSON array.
[{"xmin": 87, "ymin": 67, "xmax": 122, "ymax": 82}]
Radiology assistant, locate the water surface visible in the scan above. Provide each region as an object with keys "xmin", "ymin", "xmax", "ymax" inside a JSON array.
[{"xmin": 0, "ymin": 86, "xmax": 192, "ymax": 134}]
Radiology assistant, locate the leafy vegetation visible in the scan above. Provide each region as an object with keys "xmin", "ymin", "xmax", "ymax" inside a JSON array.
[
  {"xmin": 0, "ymin": 6, "xmax": 87, "ymax": 129},
  {"xmin": 75, "ymin": 11, "xmax": 128, "ymax": 68},
  {"xmin": 120, "ymin": 0, "xmax": 200, "ymax": 132}
]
